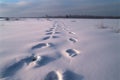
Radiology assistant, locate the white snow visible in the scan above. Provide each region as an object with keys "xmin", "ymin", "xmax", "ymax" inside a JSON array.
[{"xmin": 0, "ymin": 18, "xmax": 120, "ymax": 80}]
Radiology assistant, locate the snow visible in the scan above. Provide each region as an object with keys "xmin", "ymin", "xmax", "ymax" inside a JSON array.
[{"xmin": 0, "ymin": 18, "xmax": 120, "ymax": 80}]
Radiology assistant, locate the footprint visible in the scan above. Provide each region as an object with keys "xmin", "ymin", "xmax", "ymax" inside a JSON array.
[
  {"xmin": 52, "ymin": 36, "xmax": 60, "ymax": 39},
  {"xmin": 69, "ymin": 32, "xmax": 76, "ymax": 34},
  {"xmin": 46, "ymin": 32, "xmax": 53, "ymax": 35},
  {"xmin": 69, "ymin": 38, "xmax": 78, "ymax": 43},
  {"xmin": 46, "ymin": 30, "xmax": 53, "ymax": 32},
  {"xmin": 66, "ymin": 49, "xmax": 80, "ymax": 57},
  {"xmin": 27, "ymin": 54, "xmax": 56, "ymax": 68},
  {"xmin": 55, "ymin": 32, "xmax": 61, "ymax": 34},
  {"xmin": 31, "ymin": 43, "xmax": 49, "ymax": 50},
  {"xmin": 0, "ymin": 56, "xmax": 32, "ymax": 78},
  {"xmin": 63, "ymin": 70, "xmax": 84, "ymax": 80},
  {"xmin": 42, "ymin": 36, "xmax": 50, "ymax": 40},
  {"xmin": 45, "ymin": 71, "xmax": 63, "ymax": 80},
  {"xmin": 50, "ymin": 28, "xmax": 54, "ymax": 30},
  {"xmin": 47, "ymin": 28, "xmax": 54, "ymax": 32},
  {"xmin": 45, "ymin": 70, "xmax": 84, "ymax": 80}
]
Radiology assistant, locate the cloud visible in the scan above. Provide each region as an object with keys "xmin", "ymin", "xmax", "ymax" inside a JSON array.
[
  {"xmin": 0, "ymin": 0, "xmax": 120, "ymax": 17},
  {"xmin": 16, "ymin": 1, "xmax": 29, "ymax": 6}
]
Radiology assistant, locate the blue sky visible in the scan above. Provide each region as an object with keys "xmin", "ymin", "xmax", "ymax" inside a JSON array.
[
  {"xmin": 0, "ymin": 0, "xmax": 120, "ymax": 17},
  {"xmin": 0, "ymin": 0, "xmax": 20, "ymax": 3}
]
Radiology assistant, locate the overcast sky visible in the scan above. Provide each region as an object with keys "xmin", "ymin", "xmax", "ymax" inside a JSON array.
[{"xmin": 0, "ymin": 0, "xmax": 120, "ymax": 17}]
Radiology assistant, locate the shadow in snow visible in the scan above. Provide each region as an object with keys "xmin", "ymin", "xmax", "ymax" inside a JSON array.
[
  {"xmin": 45, "ymin": 71, "xmax": 59, "ymax": 80},
  {"xmin": 48, "ymin": 43, "xmax": 56, "ymax": 49},
  {"xmin": 45, "ymin": 30, "xmax": 53, "ymax": 32},
  {"xmin": 44, "ymin": 70, "xmax": 84, "ymax": 80},
  {"xmin": 66, "ymin": 49, "xmax": 80, "ymax": 57},
  {"xmin": 31, "ymin": 43, "xmax": 49, "ymax": 50},
  {"xmin": 63, "ymin": 70, "xmax": 84, "ymax": 80},
  {"xmin": 52, "ymin": 36, "xmax": 60, "ymax": 39},
  {"xmin": 55, "ymin": 32, "xmax": 61, "ymax": 34},
  {"xmin": 42, "ymin": 36, "xmax": 50, "ymax": 40},
  {"xmin": 69, "ymin": 38, "xmax": 78, "ymax": 43},
  {"xmin": 35, "ymin": 56, "xmax": 56, "ymax": 68},
  {"xmin": 45, "ymin": 32, "xmax": 53, "ymax": 35},
  {"xmin": 0, "ymin": 56, "xmax": 32, "ymax": 78}
]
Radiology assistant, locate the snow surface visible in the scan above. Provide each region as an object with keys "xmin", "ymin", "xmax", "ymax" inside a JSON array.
[{"xmin": 0, "ymin": 18, "xmax": 120, "ymax": 80}]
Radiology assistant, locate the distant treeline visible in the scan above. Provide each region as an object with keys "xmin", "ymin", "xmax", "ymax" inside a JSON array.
[
  {"xmin": 0, "ymin": 15, "xmax": 120, "ymax": 20},
  {"xmin": 43, "ymin": 15, "xmax": 120, "ymax": 19}
]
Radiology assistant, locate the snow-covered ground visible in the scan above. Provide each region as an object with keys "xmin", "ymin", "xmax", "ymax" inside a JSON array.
[{"xmin": 0, "ymin": 18, "xmax": 120, "ymax": 80}]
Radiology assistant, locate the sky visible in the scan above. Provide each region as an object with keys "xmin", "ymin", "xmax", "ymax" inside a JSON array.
[{"xmin": 0, "ymin": 0, "xmax": 120, "ymax": 17}]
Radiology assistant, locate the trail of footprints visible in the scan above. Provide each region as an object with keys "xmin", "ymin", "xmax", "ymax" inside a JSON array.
[
  {"xmin": 45, "ymin": 70, "xmax": 83, "ymax": 80},
  {"xmin": 0, "ymin": 20, "xmax": 82, "ymax": 80}
]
